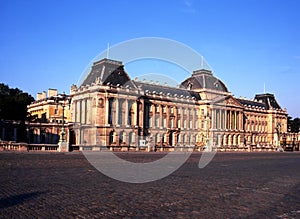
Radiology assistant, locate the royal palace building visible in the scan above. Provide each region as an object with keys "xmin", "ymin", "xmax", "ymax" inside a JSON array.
[
  {"xmin": 27, "ymin": 89, "xmax": 72, "ymax": 144},
  {"xmin": 67, "ymin": 58, "xmax": 288, "ymax": 151}
]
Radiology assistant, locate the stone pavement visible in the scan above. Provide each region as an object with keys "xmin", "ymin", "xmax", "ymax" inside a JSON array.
[{"xmin": 0, "ymin": 151, "xmax": 300, "ymax": 218}]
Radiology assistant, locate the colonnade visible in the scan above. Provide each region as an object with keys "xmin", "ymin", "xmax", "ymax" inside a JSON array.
[
  {"xmin": 72, "ymin": 95, "xmax": 282, "ymax": 148},
  {"xmin": 74, "ymin": 98, "xmax": 91, "ymax": 125},
  {"xmin": 107, "ymin": 98, "xmax": 138, "ymax": 126},
  {"xmin": 211, "ymin": 108, "xmax": 242, "ymax": 131},
  {"xmin": 146, "ymin": 104, "xmax": 199, "ymax": 130}
]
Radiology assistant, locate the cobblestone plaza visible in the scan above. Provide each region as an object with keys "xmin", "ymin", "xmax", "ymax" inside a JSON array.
[{"xmin": 1, "ymin": 152, "xmax": 300, "ymax": 218}]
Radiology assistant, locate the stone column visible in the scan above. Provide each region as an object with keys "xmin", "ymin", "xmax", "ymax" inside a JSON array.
[
  {"xmin": 133, "ymin": 101, "xmax": 137, "ymax": 126},
  {"xmin": 177, "ymin": 107, "xmax": 181, "ymax": 129},
  {"xmin": 138, "ymin": 100, "xmax": 144, "ymax": 128},
  {"xmin": 159, "ymin": 105, "xmax": 162, "ymax": 128},
  {"xmin": 151, "ymin": 104, "xmax": 155, "ymax": 128},
  {"xmin": 222, "ymin": 109, "xmax": 226, "ymax": 130},
  {"xmin": 85, "ymin": 99, "xmax": 88, "ymax": 124},
  {"xmin": 237, "ymin": 112, "xmax": 239, "ymax": 130},
  {"xmin": 234, "ymin": 111, "xmax": 237, "ymax": 130},
  {"xmin": 115, "ymin": 99, "xmax": 119, "ymax": 125},
  {"xmin": 229, "ymin": 110, "xmax": 232, "ymax": 130},
  {"xmin": 81, "ymin": 99, "xmax": 86, "ymax": 124},
  {"xmin": 124, "ymin": 100, "xmax": 128, "ymax": 126},
  {"xmin": 76, "ymin": 101, "xmax": 80, "ymax": 124},
  {"xmin": 232, "ymin": 111, "xmax": 235, "ymax": 130},
  {"xmin": 73, "ymin": 101, "xmax": 77, "ymax": 123},
  {"xmin": 105, "ymin": 98, "xmax": 109, "ymax": 125},
  {"xmin": 239, "ymin": 112, "xmax": 242, "ymax": 131},
  {"xmin": 211, "ymin": 109, "xmax": 215, "ymax": 129},
  {"xmin": 218, "ymin": 109, "xmax": 221, "ymax": 129},
  {"xmin": 86, "ymin": 98, "xmax": 90, "ymax": 125}
]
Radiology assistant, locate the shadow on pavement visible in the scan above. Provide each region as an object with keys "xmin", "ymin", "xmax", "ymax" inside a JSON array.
[{"xmin": 0, "ymin": 191, "xmax": 47, "ymax": 209}]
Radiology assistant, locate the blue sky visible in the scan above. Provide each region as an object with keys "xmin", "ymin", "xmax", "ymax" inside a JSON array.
[{"xmin": 0, "ymin": 0, "xmax": 299, "ymax": 117}]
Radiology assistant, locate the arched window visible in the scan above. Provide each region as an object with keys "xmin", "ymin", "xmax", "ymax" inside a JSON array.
[
  {"xmin": 129, "ymin": 132, "xmax": 135, "ymax": 144},
  {"xmin": 162, "ymin": 133, "xmax": 167, "ymax": 143},
  {"xmin": 177, "ymin": 134, "xmax": 181, "ymax": 144},
  {"xmin": 189, "ymin": 135, "xmax": 193, "ymax": 145},
  {"xmin": 183, "ymin": 134, "xmax": 188, "ymax": 144},
  {"xmin": 228, "ymin": 135, "xmax": 232, "ymax": 145},
  {"xmin": 109, "ymin": 131, "xmax": 114, "ymax": 144},
  {"xmin": 119, "ymin": 131, "xmax": 126, "ymax": 143},
  {"xmin": 233, "ymin": 135, "xmax": 236, "ymax": 145},
  {"xmin": 155, "ymin": 133, "xmax": 160, "ymax": 144},
  {"xmin": 127, "ymin": 101, "xmax": 133, "ymax": 126}
]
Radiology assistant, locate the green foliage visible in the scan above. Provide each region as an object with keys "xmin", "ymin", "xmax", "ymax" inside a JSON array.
[
  {"xmin": 288, "ymin": 116, "xmax": 300, "ymax": 133},
  {"xmin": 0, "ymin": 83, "xmax": 34, "ymax": 121}
]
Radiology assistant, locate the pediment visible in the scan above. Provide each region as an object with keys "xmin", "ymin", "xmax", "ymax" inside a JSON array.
[{"xmin": 211, "ymin": 95, "xmax": 244, "ymax": 108}]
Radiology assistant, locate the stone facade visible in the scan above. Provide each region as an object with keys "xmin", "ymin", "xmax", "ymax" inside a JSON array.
[
  {"xmin": 27, "ymin": 89, "xmax": 72, "ymax": 144},
  {"xmin": 70, "ymin": 58, "xmax": 289, "ymax": 151}
]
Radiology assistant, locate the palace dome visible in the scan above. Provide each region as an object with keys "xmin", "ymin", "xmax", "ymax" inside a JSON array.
[{"xmin": 180, "ymin": 69, "xmax": 228, "ymax": 93}]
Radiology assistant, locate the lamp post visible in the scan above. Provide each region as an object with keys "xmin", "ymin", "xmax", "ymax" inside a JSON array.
[
  {"xmin": 293, "ymin": 132, "xmax": 296, "ymax": 151},
  {"xmin": 204, "ymin": 112, "xmax": 212, "ymax": 151},
  {"xmin": 276, "ymin": 123, "xmax": 284, "ymax": 152},
  {"xmin": 51, "ymin": 93, "xmax": 71, "ymax": 151}
]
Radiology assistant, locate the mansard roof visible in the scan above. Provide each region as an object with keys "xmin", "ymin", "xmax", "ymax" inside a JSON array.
[
  {"xmin": 134, "ymin": 81, "xmax": 201, "ymax": 101},
  {"xmin": 180, "ymin": 69, "xmax": 229, "ymax": 93},
  {"xmin": 237, "ymin": 93, "xmax": 283, "ymax": 110},
  {"xmin": 81, "ymin": 58, "xmax": 136, "ymax": 88},
  {"xmin": 254, "ymin": 93, "xmax": 282, "ymax": 110},
  {"xmin": 237, "ymin": 98, "xmax": 266, "ymax": 110}
]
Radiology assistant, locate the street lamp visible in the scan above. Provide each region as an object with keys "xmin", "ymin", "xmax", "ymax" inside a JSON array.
[
  {"xmin": 204, "ymin": 112, "xmax": 212, "ymax": 151},
  {"xmin": 51, "ymin": 93, "xmax": 71, "ymax": 143},
  {"xmin": 276, "ymin": 123, "xmax": 284, "ymax": 152}
]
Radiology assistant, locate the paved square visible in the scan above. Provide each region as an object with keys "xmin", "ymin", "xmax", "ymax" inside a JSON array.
[{"xmin": 1, "ymin": 152, "xmax": 300, "ymax": 218}]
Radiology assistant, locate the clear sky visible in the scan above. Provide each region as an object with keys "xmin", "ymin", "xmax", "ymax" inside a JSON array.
[{"xmin": 1, "ymin": 0, "xmax": 299, "ymax": 118}]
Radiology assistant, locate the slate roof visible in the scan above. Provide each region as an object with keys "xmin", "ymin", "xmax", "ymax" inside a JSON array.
[
  {"xmin": 237, "ymin": 93, "xmax": 282, "ymax": 110},
  {"xmin": 180, "ymin": 69, "xmax": 229, "ymax": 92},
  {"xmin": 81, "ymin": 59, "xmax": 201, "ymax": 100},
  {"xmin": 81, "ymin": 58, "xmax": 136, "ymax": 88},
  {"xmin": 237, "ymin": 98, "xmax": 266, "ymax": 109},
  {"xmin": 254, "ymin": 93, "xmax": 282, "ymax": 110},
  {"xmin": 134, "ymin": 81, "xmax": 201, "ymax": 100}
]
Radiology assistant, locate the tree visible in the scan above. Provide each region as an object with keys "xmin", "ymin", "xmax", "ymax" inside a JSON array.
[
  {"xmin": 0, "ymin": 83, "xmax": 34, "ymax": 121},
  {"xmin": 288, "ymin": 116, "xmax": 300, "ymax": 133},
  {"xmin": 0, "ymin": 83, "xmax": 34, "ymax": 142}
]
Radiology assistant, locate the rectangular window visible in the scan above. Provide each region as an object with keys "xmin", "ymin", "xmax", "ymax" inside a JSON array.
[
  {"xmin": 163, "ymin": 106, "xmax": 167, "ymax": 113},
  {"xmin": 163, "ymin": 117, "xmax": 166, "ymax": 128},
  {"xmin": 108, "ymin": 99, "xmax": 113, "ymax": 124},
  {"xmin": 170, "ymin": 118, "xmax": 174, "ymax": 128},
  {"xmin": 155, "ymin": 116, "xmax": 160, "ymax": 127},
  {"xmin": 118, "ymin": 100, "xmax": 123, "ymax": 125},
  {"xmin": 170, "ymin": 107, "xmax": 174, "ymax": 114},
  {"xmin": 127, "ymin": 101, "xmax": 133, "ymax": 125},
  {"xmin": 201, "ymin": 121, "xmax": 204, "ymax": 129},
  {"xmin": 156, "ymin": 105, "xmax": 160, "ymax": 113}
]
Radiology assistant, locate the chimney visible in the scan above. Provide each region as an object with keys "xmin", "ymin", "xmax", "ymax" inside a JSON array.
[
  {"xmin": 48, "ymin": 88, "xmax": 58, "ymax": 97},
  {"xmin": 37, "ymin": 93, "xmax": 43, "ymax": 100},
  {"xmin": 41, "ymin": 91, "xmax": 47, "ymax": 99}
]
